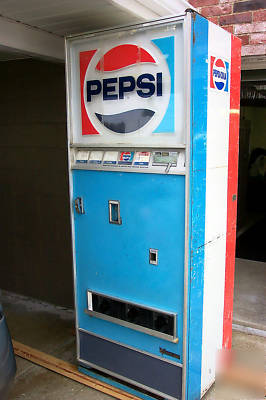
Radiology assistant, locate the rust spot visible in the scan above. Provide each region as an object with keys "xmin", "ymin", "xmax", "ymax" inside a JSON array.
[
  {"xmin": 159, "ymin": 347, "xmax": 180, "ymax": 360},
  {"xmin": 193, "ymin": 30, "xmax": 196, "ymax": 45}
]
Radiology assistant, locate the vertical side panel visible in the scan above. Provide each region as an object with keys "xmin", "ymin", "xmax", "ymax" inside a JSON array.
[
  {"xmin": 186, "ymin": 14, "xmax": 208, "ymax": 400},
  {"xmin": 201, "ymin": 22, "xmax": 231, "ymax": 395},
  {"xmin": 223, "ymin": 35, "xmax": 241, "ymax": 350}
]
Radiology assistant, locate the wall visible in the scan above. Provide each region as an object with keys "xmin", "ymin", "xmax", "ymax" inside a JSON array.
[
  {"xmin": 0, "ymin": 59, "xmax": 74, "ymax": 308},
  {"xmin": 189, "ymin": 0, "xmax": 266, "ymax": 57}
]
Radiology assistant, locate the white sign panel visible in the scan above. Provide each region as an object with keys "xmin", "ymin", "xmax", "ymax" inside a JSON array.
[{"xmin": 66, "ymin": 20, "xmax": 185, "ymax": 147}]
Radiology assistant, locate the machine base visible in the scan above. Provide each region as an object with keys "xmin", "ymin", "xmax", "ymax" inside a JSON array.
[
  {"xmin": 78, "ymin": 330, "xmax": 182, "ymax": 399},
  {"xmin": 79, "ymin": 365, "xmax": 168, "ymax": 400}
]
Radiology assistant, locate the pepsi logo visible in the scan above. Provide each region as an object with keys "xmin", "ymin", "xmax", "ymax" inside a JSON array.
[
  {"xmin": 80, "ymin": 42, "xmax": 171, "ymax": 135},
  {"xmin": 210, "ymin": 56, "xmax": 229, "ymax": 92}
]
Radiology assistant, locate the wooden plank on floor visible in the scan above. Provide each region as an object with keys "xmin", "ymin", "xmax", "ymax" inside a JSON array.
[{"xmin": 12, "ymin": 340, "xmax": 141, "ymax": 400}]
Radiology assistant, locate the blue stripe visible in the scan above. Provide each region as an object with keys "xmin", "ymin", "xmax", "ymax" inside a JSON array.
[
  {"xmin": 152, "ymin": 36, "xmax": 175, "ymax": 133},
  {"xmin": 186, "ymin": 14, "xmax": 209, "ymax": 400}
]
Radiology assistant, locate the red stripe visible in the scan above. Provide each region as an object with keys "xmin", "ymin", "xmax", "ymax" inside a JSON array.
[
  {"xmin": 222, "ymin": 35, "xmax": 241, "ymax": 350},
  {"xmin": 210, "ymin": 56, "xmax": 215, "ymax": 88},
  {"xmin": 96, "ymin": 44, "xmax": 155, "ymax": 71},
  {"xmin": 80, "ymin": 50, "xmax": 99, "ymax": 135}
]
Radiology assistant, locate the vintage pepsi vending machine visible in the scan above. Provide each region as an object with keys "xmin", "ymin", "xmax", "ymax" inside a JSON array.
[{"xmin": 65, "ymin": 10, "xmax": 241, "ymax": 400}]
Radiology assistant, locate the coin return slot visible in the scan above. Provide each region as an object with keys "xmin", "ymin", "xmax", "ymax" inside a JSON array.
[
  {"xmin": 149, "ymin": 249, "xmax": 158, "ymax": 265},
  {"xmin": 86, "ymin": 291, "xmax": 176, "ymax": 341},
  {"xmin": 108, "ymin": 200, "xmax": 122, "ymax": 225}
]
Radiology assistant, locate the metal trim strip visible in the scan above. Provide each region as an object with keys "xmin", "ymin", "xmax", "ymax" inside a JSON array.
[
  {"xmin": 65, "ymin": 37, "xmax": 80, "ymax": 360},
  {"xmin": 66, "ymin": 15, "xmax": 186, "ymax": 40},
  {"xmin": 182, "ymin": 12, "xmax": 192, "ymax": 400},
  {"xmin": 85, "ymin": 309, "xmax": 177, "ymax": 343},
  {"xmin": 71, "ymin": 164, "xmax": 185, "ymax": 176},
  {"xmin": 185, "ymin": 14, "xmax": 209, "ymax": 400}
]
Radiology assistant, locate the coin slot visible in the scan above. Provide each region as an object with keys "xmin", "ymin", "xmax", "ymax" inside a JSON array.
[
  {"xmin": 108, "ymin": 200, "xmax": 122, "ymax": 225},
  {"xmin": 149, "ymin": 249, "xmax": 158, "ymax": 265}
]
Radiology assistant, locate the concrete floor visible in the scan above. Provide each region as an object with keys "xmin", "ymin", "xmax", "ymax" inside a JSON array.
[
  {"xmin": 1, "ymin": 257, "xmax": 265, "ymax": 400},
  {"xmin": 2, "ymin": 291, "xmax": 110, "ymax": 400},
  {"xmin": 233, "ymin": 258, "xmax": 266, "ymax": 331}
]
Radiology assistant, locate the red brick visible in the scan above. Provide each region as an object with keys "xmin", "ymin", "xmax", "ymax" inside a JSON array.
[
  {"xmin": 234, "ymin": 21, "xmax": 266, "ymax": 34},
  {"xmin": 223, "ymin": 25, "xmax": 234, "ymax": 33},
  {"xmin": 237, "ymin": 34, "xmax": 250, "ymax": 45},
  {"xmin": 200, "ymin": 4, "xmax": 232, "ymax": 16},
  {"xmin": 220, "ymin": 11, "xmax": 252, "ymax": 25},
  {"xmin": 249, "ymin": 32, "xmax": 266, "ymax": 44},
  {"xmin": 253, "ymin": 9, "xmax": 266, "ymax": 22},
  {"xmin": 188, "ymin": 0, "xmax": 219, "ymax": 7},
  {"xmin": 234, "ymin": 0, "xmax": 265, "ymax": 13},
  {"xmin": 208, "ymin": 16, "xmax": 219, "ymax": 24},
  {"xmin": 241, "ymin": 44, "xmax": 266, "ymax": 56}
]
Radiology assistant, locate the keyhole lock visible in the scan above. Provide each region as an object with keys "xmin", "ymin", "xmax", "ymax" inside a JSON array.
[{"xmin": 108, "ymin": 200, "xmax": 122, "ymax": 225}]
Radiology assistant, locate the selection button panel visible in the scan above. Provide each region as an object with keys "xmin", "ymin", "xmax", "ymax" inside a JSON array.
[{"xmin": 72, "ymin": 148, "xmax": 186, "ymax": 175}]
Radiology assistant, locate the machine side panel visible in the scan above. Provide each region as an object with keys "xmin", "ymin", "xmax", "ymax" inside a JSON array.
[
  {"xmin": 222, "ymin": 35, "xmax": 241, "ymax": 350},
  {"xmin": 200, "ymin": 22, "xmax": 231, "ymax": 395},
  {"xmin": 186, "ymin": 14, "xmax": 208, "ymax": 400}
]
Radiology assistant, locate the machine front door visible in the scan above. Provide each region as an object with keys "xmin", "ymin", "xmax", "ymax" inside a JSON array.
[{"xmin": 73, "ymin": 169, "xmax": 185, "ymax": 361}]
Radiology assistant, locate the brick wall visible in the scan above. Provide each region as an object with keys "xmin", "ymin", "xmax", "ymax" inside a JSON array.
[{"xmin": 189, "ymin": 0, "xmax": 266, "ymax": 57}]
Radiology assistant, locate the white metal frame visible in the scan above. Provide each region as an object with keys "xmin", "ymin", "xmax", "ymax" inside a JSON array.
[{"xmin": 182, "ymin": 10, "xmax": 192, "ymax": 400}]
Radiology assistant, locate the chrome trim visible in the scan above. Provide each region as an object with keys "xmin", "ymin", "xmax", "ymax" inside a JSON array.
[
  {"xmin": 65, "ymin": 37, "xmax": 80, "ymax": 359},
  {"xmin": 72, "ymin": 164, "xmax": 185, "ymax": 176},
  {"xmin": 182, "ymin": 12, "xmax": 192, "ymax": 400},
  {"xmin": 86, "ymin": 290, "xmax": 177, "ymax": 342},
  {"xmin": 70, "ymin": 144, "xmax": 186, "ymax": 149},
  {"xmin": 78, "ymin": 328, "xmax": 182, "ymax": 367},
  {"xmin": 78, "ymin": 357, "xmax": 180, "ymax": 400},
  {"xmin": 85, "ymin": 309, "xmax": 176, "ymax": 343},
  {"xmin": 66, "ymin": 15, "xmax": 186, "ymax": 40}
]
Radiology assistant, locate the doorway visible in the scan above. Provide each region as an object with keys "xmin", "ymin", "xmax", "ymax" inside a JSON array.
[{"xmin": 234, "ymin": 69, "xmax": 266, "ymax": 333}]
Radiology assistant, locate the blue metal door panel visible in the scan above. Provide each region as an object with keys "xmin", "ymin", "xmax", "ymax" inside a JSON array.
[{"xmin": 73, "ymin": 170, "xmax": 185, "ymax": 360}]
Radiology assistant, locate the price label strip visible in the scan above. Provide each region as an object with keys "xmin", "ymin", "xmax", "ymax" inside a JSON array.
[
  {"xmin": 133, "ymin": 152, "xmax": 151, "ymax": 167},
  {"xmin": 103, "ymin": 151, "xmax": 119, "ymax": 165},
  {"xmin": 76, "ymin": 150, "xmax": 89, "ymax": 164},
  {"xmin": 89, "ymin": 151, "xmax": 103, "ymax": 165}
]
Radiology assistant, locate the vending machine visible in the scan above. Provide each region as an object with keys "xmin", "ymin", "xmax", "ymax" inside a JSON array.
[{"xmin": 65, "ymin": 10, "xmax": 241, "ymax": 400}]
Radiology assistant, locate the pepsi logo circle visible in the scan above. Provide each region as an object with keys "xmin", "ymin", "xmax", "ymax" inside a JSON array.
[
  {"xmin": 212, "ymin": 58, "xmax": 227, "ymax": 91},
  {"xmin": 83, "ymin": 41, "xmax": 171, "ymax": 135}
]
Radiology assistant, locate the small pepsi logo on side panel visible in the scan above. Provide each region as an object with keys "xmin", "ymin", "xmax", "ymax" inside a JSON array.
[{"xmin": 210, "ymin": 56, "xmax": 229, "ymax": 92}]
